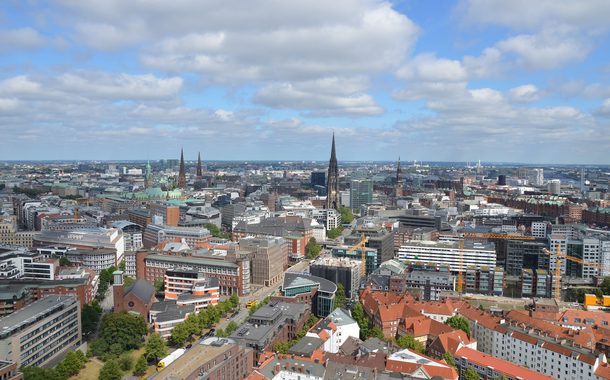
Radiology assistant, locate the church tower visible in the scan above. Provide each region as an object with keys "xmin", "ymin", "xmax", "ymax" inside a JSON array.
[
  {"xmin": 177, "ymin": 148, "xmax": 187, "ymax": 189},
  {"xmin": 196, "ymin": 152, "xmax": 203, "ymax": 180},
  {"xmin": 395, "ymin": 156, "xmax": 403, "ymax": 198},
  {"xmin": 325, "ymin": 133, "xmax": 340, "ymax": 210}
]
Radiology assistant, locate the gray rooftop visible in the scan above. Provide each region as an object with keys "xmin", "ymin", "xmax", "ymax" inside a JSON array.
[
  {"xmin": 156, "ymin": 304, "xmax": 194, "ymax": 323},
  {"xmin": 145, "ymin": 253, "xmax": 238, "ymax": 268},
  {"xmin": 288, "ymin": 336, "xmax": 324, "ymax": 356},
  {"xmin": 0, "ymin": 296, "xmax": 77, "ymax": 338},
  {"xmin": 125, "ymin": 279, "xmax": 155, "ymax": 302},
  {"xmin": 327, "ymin": 308, "xmax": 357, "ymax": 327},
  {"xmin": 283, "ymin": 272, "xmax": 337, "ymax": 294},
  {"xmin": 258, "ymin": 357, "xmax": 325, "ymax": 379}
]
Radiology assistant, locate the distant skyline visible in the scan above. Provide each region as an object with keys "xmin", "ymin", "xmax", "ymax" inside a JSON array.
[{"xmin": 1, "ymin": 1, "xmax": 610, "ymax": 163}]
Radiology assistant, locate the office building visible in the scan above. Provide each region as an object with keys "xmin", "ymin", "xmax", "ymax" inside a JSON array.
[
  {"xmin": 532, "ymin": 168, "xmax": 544, "ymax": 186},
  {"xmin": 404, "ymin": 270, "xmax": 456, "ymax": 301},
  {"xmin": 350, "ymin": 178, "xmax": 373, "ymax": 212},
  {"xmin": 64, "ymin": 248, "xmax": 118, "ymax": 271},
  {"xmin": 32, "ymin": 228, "xmax": 124, "ymax": 264},
  {"xmin": 397, "ymin": 240, "xmax": 496, "ymax": 273},
  {"xmin": 279, "ymin": 272, "xmax": 336, "ymax": 317},
  {"xmin": 311, "ymin": 171, "xmax": 326, "ymax": 187},
  {"xmin": 163, "ymin": 269, "xmax": 219, "ymax": 312},
  {"xmin": 504, "ymin": 240, "xmax": 549, "ymax": 276},
  {"xmin": 139, "ymin": 252, "xmax": 249, "ymax": 296},
  {"xmin": 0, "ymin": 296, "xmax": 81, "ymax": 367},
  {"xmin": 240, "ymin": 236, "xmax": 288, "ymax": 287},
  {"xmin": 143, "ymin": 224, "xmax": 211, "ymax": 248},
  {"xmin": 111, "ymin": 221, "xmax": 143, "ymax": 252},
  {"xmin": 345, "ymin": 225, "xmax": 395, "ymax": 265},
  {"xmin": 310, "ymin": 257, "xmax": 362, "ymax": 299}
]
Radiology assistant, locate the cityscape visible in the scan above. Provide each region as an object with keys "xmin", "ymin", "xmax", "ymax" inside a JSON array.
[{"xmin": 2, "ymin": 2, "xmax": 610, "ymax": 380}]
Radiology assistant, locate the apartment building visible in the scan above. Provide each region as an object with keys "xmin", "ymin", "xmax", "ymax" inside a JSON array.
[
  {"xmin": 397, "ymin": 240, "xmax": 496, "ymax": 272},
  {"xmin": 0, "ymin": 296, "xmax": 81, "ymax": 367}
]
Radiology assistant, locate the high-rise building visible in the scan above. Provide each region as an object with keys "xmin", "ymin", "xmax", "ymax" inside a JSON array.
[
  {"xmin": 350, "ymin": 178, "xmax": 373, "ymax": 212},
  {"xmin": 532, "ymin": 168, "xmax": 544, "ymax": 186},
  {"xmin": 325, "ymin": 134, "xmax": 339, "ymax": 210},
  {"xmin": 310, "ymin": 171, "xmax": 326, "ymax": 187},
  {"xmin": 177, "ymin": 148, "xmax": 186, "ymax": 189},
  {"xmin": 548, "ymin": 179, "xmax": 561, "ymax": 195}
]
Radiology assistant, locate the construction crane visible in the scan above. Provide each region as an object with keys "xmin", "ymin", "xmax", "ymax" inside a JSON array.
[
  {"xmin": 455, "ymin": 232, "xmax": 535, "ymax": 293},
  {"xmin": 347, "ymin": 233, "xmax": 368, "ymax": 277},
  {"xmin": 543, "ymin": 246, "xmax": 605, "ymax": 302}
]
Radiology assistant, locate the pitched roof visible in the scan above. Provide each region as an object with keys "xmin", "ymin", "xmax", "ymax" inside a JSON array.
[
  {"xmin": 125, "ymin": 279, "xmax": 155, "ymax": 303},
  {"xmin": 455, "ymin": 347, "xmax": 555, "ymax": 380}
]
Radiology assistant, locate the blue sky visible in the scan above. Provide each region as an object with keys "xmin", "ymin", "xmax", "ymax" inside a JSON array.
[{"xmin": 1, "ymin": 0, "xmax": 610, "ymax": 163}]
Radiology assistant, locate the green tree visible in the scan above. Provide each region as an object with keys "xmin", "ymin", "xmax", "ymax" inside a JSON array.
[
  {"xmin": 339, "ymin": 207, "xmax": 354, "ymax": 224},
  {"xmin": 92, "ymin": 312, "xmax": 147, "ymax": 359},
  {"xmin": 229, "ymin": 293, "xmax": 240, "ymax": 309},
  {"xmin": 205, "ymin": 223, "xmax": 231, "ymax": 239},
  {"xmin": 464, "ymin": 367, "xmax": 480, "ymax": 380},
  {"xmin": 225, "ymin": 321, "xmax": 239, "ymax": 335},
  {"xmin": 369, "ymin": 326, "xmax": 385, "ymax": 340},
  {"xmin": 327, "ymin": 226, "xmax": 344, "ymax": 239},
  {"xmin": 396, "ymin": 335, "xmax": 425, "ymax": 353},
  {"xmin": 118, "ymin": 353, "xmax": 134, "ymax": 371},
  {"xmin": 99, "ymin": 360, "xmax": 123, "ymax": 380},
  {"xmin": 274, "ymin": 341, "xmax": 291, "ymax": 354},
  {"xmin": 335, "ymin": 283, "xmax": 347, "ymax": 309},
  {"xmin": 305, "ymin": 237, "xmax": 322, "ymax": 259},
  {"xmin": 154, "ymin": 278, "xmax": 165, "ymax": 292},
  {"xmin": 133, "ymin": 355, "xmax": 148, "ymax": 376},
  {"xmin": 445, "ymin": 315, "xmax": 471, "ymax": 337},
  {"xmin": 170, "ymin": 322, "xmax": 190, "ymax": 347},
  {"xmin": 119, "ymin": 260, "xmax": 126, "ymax": 271},
  {"xmin": 601, "ymin": 277, "xmax": 610, "ymax": 295},
  {"xmin": 124, "ymin": 276, "xmax": 136, "ymax": 288},
  {"xmin": 59, "ymin": 256, "xmax": 71, "ymax": 266},
  {"xmin": 81, "ymin": 302, "xmax": 102, "ymax": 337},
  {"xmin": 352, "ymin": 303, "xmax": 370, "ymax": 339},
  {"xmin": 443, "ymin": 352, "xmax": 456, "ymax": 367},
  {"xmin": 145, "ymin": 333, "xmax": 168, "ymax": 363}
]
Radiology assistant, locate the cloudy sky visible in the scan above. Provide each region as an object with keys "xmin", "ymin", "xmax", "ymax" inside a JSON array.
[{"xmin": 1, "ymin": 0, "xmax": 610, "ymax": 163}]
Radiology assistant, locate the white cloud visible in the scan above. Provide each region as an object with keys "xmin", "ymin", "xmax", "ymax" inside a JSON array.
[
  {"xmin": 0, "ymin": 28, "xmax": 46, "ymax": 49},
  {"xmin": 397, "ymin": 54, "xmax": 467, "ymax": 82},
  {"xmin": 0, "ymin": 98, "xmax": 18, "ymax": 111},
  {"xmin": 254, "ymin": 77, "xmax": 383, "ymax": 116},
  {"xmin": 508, "ymin": 84, "xmax": 541, "ymax": 102},
  {"xmin": 458, "ymin": 0, "xmax": 610, "ymax": 31}
]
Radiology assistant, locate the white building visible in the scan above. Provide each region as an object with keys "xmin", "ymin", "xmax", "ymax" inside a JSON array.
[
  {"xmin": 311, "ymin": 208, "xmax": 341, "ymax": 230},
  {"xmin": 397, "ymin": 240, "xmax": 496, "ymax": 272},
  {"xmin": 531, "ymin": 221, "xmax": 549, "ymax": 238},
  {"xmin": 532, "ymin": 168, "xmax": 544, "ymax": 186},
  {"xmin": 306, "ymin": 308, "xmax": 359, "ymax": 354}
]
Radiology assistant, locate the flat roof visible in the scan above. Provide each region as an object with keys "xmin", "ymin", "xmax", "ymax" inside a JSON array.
[
  {"xmin": 0, "ymin": 296, "xmax": 76, "ymax": 337},
  {"xmin": 145, "ymin": 254, "xmax": 238, "ymax": 268}
]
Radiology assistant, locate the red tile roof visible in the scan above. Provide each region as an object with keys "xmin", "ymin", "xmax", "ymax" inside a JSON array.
[{"xmin": 455, "ymin": 347, "xmax": 555, "ymax": 380}]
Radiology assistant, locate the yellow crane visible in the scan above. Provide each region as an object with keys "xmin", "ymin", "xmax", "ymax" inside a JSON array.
[
  {"xmin": 347, "ymin": 233, "xmax": 368, "ymax": 277},
  {"xmin": 455, "ymin": 232, "xmax": 535, "ymax": 292},
  {"xmin": 543, "ymin": 246, "xmax": 605, "ymax": 302}
]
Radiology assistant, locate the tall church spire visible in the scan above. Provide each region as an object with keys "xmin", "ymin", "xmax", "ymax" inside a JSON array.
[
  {"xmin": 326, "ymin": 133, "xmax": 340, "ymax": 210},
  {"xmin": 196, "ymin": 152, "xmax": 203, "ymax": 179},
  {"xmin": 177, "ymin": 148, "xmax": 186, "ymax": 189},
  {"xmin": 395, "ymin": 156, "xmax": 403, "ymax": 198},
  {"xmin": 145, "ymin": 160, "xmax": 153, "ymax": 188}
]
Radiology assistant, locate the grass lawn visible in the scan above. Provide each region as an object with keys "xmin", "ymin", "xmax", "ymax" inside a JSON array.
[{"xmin": 70, "ymin": 358, "xmax": 103, "ymax": 380}]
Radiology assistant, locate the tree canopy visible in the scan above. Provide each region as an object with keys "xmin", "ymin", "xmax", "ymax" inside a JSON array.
[
  {"xmin": 305, "ymin": 237, "xmax": 322, "ymax": 259},
  {"xmin": 99, "ymin": 360, "xmax": 123, "ymax": 380},
  {"xmin": 464, "ymin": 367, "xmax": 481, "ymax": 380},
  {"xmin": 91, "ymin": 312, "xmax": 147, "ymax": 360},
  {"xmin": 396, "ymin": 334, "xmax": 425, "ymax": 353},
  {"xmin": 145, "ymin": 333, "xmax": 168, "ymax": 363},
  {"xmin": 335, "ymin": 283, "xmax": 347, "ymax": 309},
  {"xmin": 445, "ymin": 315, "xmax": 471, "ymax": 337},
  {"xmin": 339, "ymin": 207, "xmax": 354, "ymax": 224}
]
